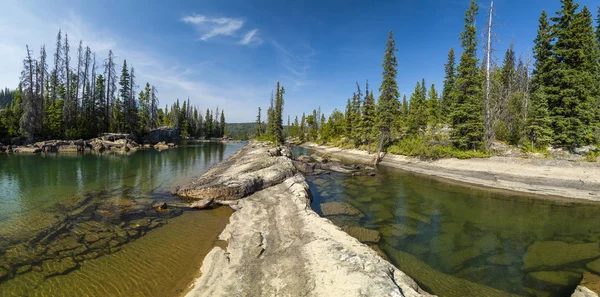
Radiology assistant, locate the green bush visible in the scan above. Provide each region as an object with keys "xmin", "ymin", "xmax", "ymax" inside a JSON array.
[
  {"xmin": 585, "ymin": 151, "xmax": 598, "ymax": 162},
  {"xmin": 387, "ymin": 136, "xmax": 489, "ymax": 160}
]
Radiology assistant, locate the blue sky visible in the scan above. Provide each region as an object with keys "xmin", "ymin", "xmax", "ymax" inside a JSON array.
[{"xmin": 1, "ymin": 0, "xmax": 598, "ymax": 122}]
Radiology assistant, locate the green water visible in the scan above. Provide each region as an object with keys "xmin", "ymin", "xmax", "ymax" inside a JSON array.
[
  {"xmin": 295, "ymin": 148, "xmax": 600, "ymax": 297},
  {"xmin": 0, "ymin": 141, "xmax": 244, "ymax": 296}
]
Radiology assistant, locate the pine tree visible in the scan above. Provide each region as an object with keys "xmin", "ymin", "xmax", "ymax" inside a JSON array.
[
  {"xmin": 105, "ymin": 50, "xmax": 117, "ymax": 131},
  {"xmin": 428, "ymin": 84, "xmax": 441, "ymax": 134},
  {"xmin": 63, "ymin": 34, "xmax": 77, "ymax": 130},
  {"xmin": 19, "ymin": 45, "xmax": 41, "ymax": 139},
  {"xmin": 351, "ymin": 83, "xmax": 363, "ymax": 144},
  {"xmin": 300, "ymin": 112, "xmax": 306, "ymax": 142},
  {"xmin": 51, "ymin": 30, "xmax": 62, "ymax": 103},
  {"xmin": 255, "ymin": 107, "xmax": 263, "ymax": 136},
  {"xmin": 548, "ymin": 2, "xmax": 599, "ymax": 147},
  {"xmin": 407, "ymin": 80, "xmax": 428, "ymax": 136},
  {"xmin": 450, "ymin": 0, "xmax": 484, "ymax": 150},
  {"xmin": 401, "ymin": 95, "xmax": 408, "ymax": 122},
  {"xmin": 527, "ymin": 10, "xmax": 554, "ymax": 149},
  {"xmin": 204, "ymin": 108, "xmax": 211, "ymax": 138},
  {"xmin": 274, "ymin": 82, "xmax": 285, "ymax": 144},
  {"xmin": 360, "ymin": 81, "xmax": 376, "ymax": 146},
  {"xmin": 376, "ymin": 30, "xmax": 401, "ymax": 146},
  {"xmin": 441, "ymin": 48, "xmax": 456, "ymax": 122},
  {"xmin": 220, "ymin": 110, "xmax": 226, "ymax": 137}
]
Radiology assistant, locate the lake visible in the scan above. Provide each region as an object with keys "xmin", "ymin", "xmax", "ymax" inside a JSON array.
[{"xmin": 0, "ymin": 141, "xmax": 244, "ymax": 296}]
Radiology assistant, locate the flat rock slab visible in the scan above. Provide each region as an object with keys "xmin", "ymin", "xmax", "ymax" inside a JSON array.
[
  {"xmin": 320, "ymin": 201, "xmax": 363, "ymax": 216},
  {"xmin": 523, "ymin": 241, "xmax": 600, "ymax": 271},
  {"xmin": 185, "ymin": 169, "xmax": 429, "ymax": 296},
  {"xmin": 174, "ymin": 143, "xmax": 296, "ymax": 201}
]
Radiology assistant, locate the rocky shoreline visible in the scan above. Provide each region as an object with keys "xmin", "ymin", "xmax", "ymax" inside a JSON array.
[
  {"xmin": 175, "ymin": 141, "xmax": 431, "ymax": 297},
  {"xmin": 0, "ymin": 128, "xmax": 181, "ymax": 154},
  {"xmin": 300, "ymin": 142, "xmax": 600, "ymax": 203}
]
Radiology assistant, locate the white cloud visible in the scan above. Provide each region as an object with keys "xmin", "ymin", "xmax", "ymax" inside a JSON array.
[
  {"xmin": 239, "ymin": 29, "xmax": 261, "ymax": 45},
  {"xmin": 181, "ymin": 14, "xmax": 244, "ymax": 41}
]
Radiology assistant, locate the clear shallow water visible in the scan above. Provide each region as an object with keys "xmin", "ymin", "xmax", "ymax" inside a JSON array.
[
  {"xmin": 0, "ymin": 141, "xmax": 244, "ymax": 296},
  {"xmin": 294, "ymin": 147, "xmax": 600, "ymax": 297}
]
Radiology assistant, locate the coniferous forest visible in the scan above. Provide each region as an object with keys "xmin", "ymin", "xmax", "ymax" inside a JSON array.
[
  {"xmin": 0, "ymin": 29, "xmax": 226, "ymax": 141},
  {"xmin": 279, "ymin": 0, "xmax": 600, "ymax": 158}
]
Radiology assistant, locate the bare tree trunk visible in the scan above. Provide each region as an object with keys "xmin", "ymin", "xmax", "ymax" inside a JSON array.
[
  {"xmin": 484, "ymin": 0, "xmax": 494, "ymax": 151},
  {"xmin": 76, "ymin": 40, "xmax": 83, "ymax": 111},
  {"xmin": 373, "ymin": 131, "xmax": 388, "ymax": 166}
]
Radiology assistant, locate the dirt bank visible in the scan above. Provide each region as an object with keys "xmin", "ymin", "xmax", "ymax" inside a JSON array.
[{"xmin": 300, "ymin": 143, "xmax": 600, "ymax": 203}]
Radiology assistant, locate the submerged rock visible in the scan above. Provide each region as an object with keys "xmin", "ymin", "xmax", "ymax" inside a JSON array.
[
  {"xmin": 380, "ymin": 224, "xmax": 420, "ymax": 239},
  {"xmin": 41, "ymin": 257, "xmax": 78, "ymax": 277},
  {"xmin": 341, "ymin": 226, "xmax": 381, "ymax": 244},
  {"xmin": 152, "ymin": 201, "xmax": 167, "ymax": 210},
  {"xmin": 587, "ymin": 259, "xmax": 600, "ymax": 274},
  {"xmin": 320, "ymin": 202, "xmax": 363, "ymax": 216},
  {"xmin": 523, "ymin": 241, "xmax": 600, "ymax": 271},
  {"xmin": 526, "ymin": 270, "xmax": 582, "ymax": 288},
  {"xmin": 486, "ymin": 253, "xmax": 521, "ymax": 266}
]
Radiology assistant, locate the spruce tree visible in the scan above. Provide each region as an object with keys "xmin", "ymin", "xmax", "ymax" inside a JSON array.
[
  {"xmin": 407, "ymin": 81, "xmax": 428, "ymax": 136},
  {"xmin": 220, "ymin": 110, "xmax": 226, "ymax": 137},
  {"xmin": 428, "ymin": 84, "xmax": 441, "ymax": 134},
  {"xmin": 401, "ymin": 95, "xmax": 408, "ymax": 122},
  {"xmin": 255, "ymin": 107, "xmax": 262, "ymax": 136},
  {"xmin": 376, "ymin": 30, "xmax": 401, "ymax": 145},
  {"xmin": 360, "ymin": 81, "xmax": 376, "ymax": 146},
  {"xmin": 300, "ymin": 113, "xmax": 306, "ymax": 142},
  {"xmin": 527, "ymin": 10, "xmax": 553, "ymax": 149},
  {"xmin": 441, "ymin": 48, "xmax": 456, "ymax": 122},
  {"xmin": 549, "ymin": 2, "xmax": 599, "ymax": 147},
  {"xmin": 274, "ymin": 82, "xmax": 285, "ymax": 144},
  {"xmin": 352, "ymin": 83, "xmax": 363, "ymax": 144},
  {"xmin": 450, "ymin": 0, "xmax": 484, "ymax": 150}
]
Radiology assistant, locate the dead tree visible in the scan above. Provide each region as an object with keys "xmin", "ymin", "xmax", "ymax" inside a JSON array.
[{"xmin": 483, "ymin": 0, "xmax": 495, "ymax": 151}]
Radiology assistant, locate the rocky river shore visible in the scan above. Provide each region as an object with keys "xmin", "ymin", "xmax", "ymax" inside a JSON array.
[
  {"xmin": 175, "ymin": 141, "xmax": 431, "ymax": 297},
  {"xmin": 300, "ymin": 143, "xmax": 600, "ymax": 203},
  {"xmin": 0, "ymin": 128, "xmax": 180, "ymax": 154}
]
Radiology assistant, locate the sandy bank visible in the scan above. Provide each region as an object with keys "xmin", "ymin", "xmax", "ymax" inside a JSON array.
[
  {"xmin": 300, "ymin": 143, "xmax": 600, "ymax": 203},
  {"xmin": 178, "ymin": 142, "xmax": 431, "ymax": 297}
]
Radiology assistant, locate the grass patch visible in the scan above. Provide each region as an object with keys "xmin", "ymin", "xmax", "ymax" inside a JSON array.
[
  {"xmin": 585, "ymin": 151, "xmax": 599, "ymax": 162},
  {"xmin": 387, "ymin": 137, "xmax": 489, "ymax": 160}
]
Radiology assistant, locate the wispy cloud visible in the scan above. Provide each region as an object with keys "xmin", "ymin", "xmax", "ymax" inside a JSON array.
[
  {"xmin": 181, "ymin": 14, "xmax": 244, "ymax": 41},
  {"xmin": 272, "ymin": 41, "xmax": 316, "ymax": 89},
  {"xmin": 239, "ymin": 29, "xmax": 261, "ymax": 45}
]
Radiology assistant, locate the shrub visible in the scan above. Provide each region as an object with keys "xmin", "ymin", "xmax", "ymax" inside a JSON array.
[
  {"xmin": 387, "ymin": 136, "xmax": 489, "ymax": 160},
  {"xmin": 585, "ymin": 151, "xmax": 598, "ymax": 162}
]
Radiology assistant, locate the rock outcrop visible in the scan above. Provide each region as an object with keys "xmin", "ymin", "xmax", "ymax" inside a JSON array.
[
  {"xmin": 181, "ymin": 142, "xmax": 431, "ymax": 297},
  {"xmin": 174, "ymin": 143, "xmax": 296, "ymax": 201}
]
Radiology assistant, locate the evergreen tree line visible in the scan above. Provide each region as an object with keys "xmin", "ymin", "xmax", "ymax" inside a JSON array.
[
  {"xmin": 293, "ymin": 0, "xmax": 600, "ymax": 155},
  {"xmin": 255, "ymin": 82, "xmax": 285, "ymax": 144},
  {"xmin": 161, "ymin": 98, "xmax": 226, "ymax": 139},
  {"xmin": 0, "ymin": 88, "xmax": 15, "ymax": 108},
  {"xmin": 0, "ymin": 29, "xmax": 227, "ymax": 141}
]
